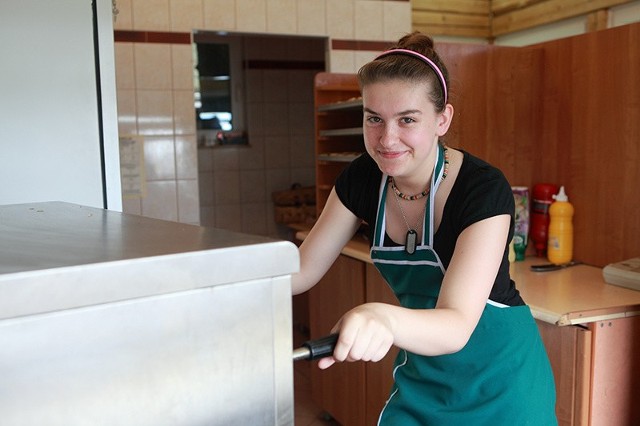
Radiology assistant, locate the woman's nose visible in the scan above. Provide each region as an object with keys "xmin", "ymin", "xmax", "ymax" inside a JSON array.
[{"xmin": 379, "ymin": 124, "xmax": 398, "ymax": 146}]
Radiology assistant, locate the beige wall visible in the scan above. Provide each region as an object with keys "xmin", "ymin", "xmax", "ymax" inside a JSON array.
[{"xmin": 113, "ymin": 0, "xmax": 411, "ymax": 236}]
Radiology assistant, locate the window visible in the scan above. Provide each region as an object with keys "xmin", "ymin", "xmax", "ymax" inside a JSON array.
[{"xmin": 193, "ymin": 32, "xmax": 247, "ymax": 146}]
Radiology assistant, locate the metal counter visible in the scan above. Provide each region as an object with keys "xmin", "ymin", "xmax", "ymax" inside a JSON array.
[{"xmin": 0, "ymin": 202, "xmax": 299, "ymax": 425}]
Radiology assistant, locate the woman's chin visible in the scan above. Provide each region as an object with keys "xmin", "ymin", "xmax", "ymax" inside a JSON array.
[{"xmin": 375, "ymin": 162, "xmax": 403, "ymax": 177}]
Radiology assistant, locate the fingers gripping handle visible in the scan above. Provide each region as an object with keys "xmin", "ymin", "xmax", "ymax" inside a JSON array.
[{"xmin": 292, "ymin": 334, "xmax": 339, "ymax": 361}]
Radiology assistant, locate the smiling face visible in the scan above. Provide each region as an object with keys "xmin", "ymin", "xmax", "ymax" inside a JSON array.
[{"xmin": 362, "ymin": 79, "xmax": 453, "ymax": 186}]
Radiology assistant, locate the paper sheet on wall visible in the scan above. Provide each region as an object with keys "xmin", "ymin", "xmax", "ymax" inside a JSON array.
[{"xmin": 119, "ymin": 135, "xmax": 145, "ymax": 198}]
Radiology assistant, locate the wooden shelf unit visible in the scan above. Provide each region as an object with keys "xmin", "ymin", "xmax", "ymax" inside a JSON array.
[{"xmin": 313, "ymin": 72, "xmax": 363, "ymax": 216}]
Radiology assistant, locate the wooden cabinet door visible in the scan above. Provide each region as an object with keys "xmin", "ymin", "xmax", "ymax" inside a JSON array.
[
  {"xmin": 365, "ymin": 264, "xmax": 400, "ymax": 425},
  {"xmin": 308, "ymin": 255, "xmax": 366, "ymax": 426},
  {"xmin": 536, "ymin": 320, "xmax": 591, "ymax": 426}
]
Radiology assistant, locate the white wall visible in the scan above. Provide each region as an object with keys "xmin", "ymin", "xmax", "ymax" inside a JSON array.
[{"xmin": 0, "ymin": 0, "xmax": 121, "ymax": 210}]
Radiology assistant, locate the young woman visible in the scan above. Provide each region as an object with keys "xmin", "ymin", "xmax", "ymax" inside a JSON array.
[{"xmin": 292, "ymin": 32, "xmax": 557, "ymax": 425}]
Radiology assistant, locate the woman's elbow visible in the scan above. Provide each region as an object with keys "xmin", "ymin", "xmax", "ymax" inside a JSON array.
[
  {"xmin": 442, "ymin": 334, "xmax": 472, "ymax": 354},
  {"xmin": 439, "ymin": 322, "xmax": 475, "ymax": 354}
]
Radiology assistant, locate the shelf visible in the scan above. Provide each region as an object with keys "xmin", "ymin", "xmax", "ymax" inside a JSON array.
[
  {"xmin": 314, "ymin": 72, "xmax": 362, "ymax": 215},
  {"xmin": 317, "ymin": 98, "xmax": 363, "ymax": 112},
  {"xmin": 319, "ymin": 127, "xmax": 363, "ymax": 137}
]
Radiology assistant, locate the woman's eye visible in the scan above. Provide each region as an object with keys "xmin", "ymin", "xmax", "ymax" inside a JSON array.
[
  {"xmin": 366, "ymin": 116, "xmax": 382, "ymax": 123},
  {"xmin": 400, "ymin": 117, "xmax": 415, "ymax": 124}
]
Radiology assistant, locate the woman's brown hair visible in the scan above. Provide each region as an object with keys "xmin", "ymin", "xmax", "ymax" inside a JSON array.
[{"xmin": 357, "ymin": 32, "xmax": 449, "ymax": 113}]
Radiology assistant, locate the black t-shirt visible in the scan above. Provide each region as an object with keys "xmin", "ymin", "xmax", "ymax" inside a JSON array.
[{"xmin": 335, "ymin": 150, "xmax": 524, "ymax": 306}]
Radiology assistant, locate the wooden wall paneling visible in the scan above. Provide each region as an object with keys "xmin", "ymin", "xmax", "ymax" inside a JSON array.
[
  {"xmin": 580, "ymin": 31, "xmax": 623, "ymax": 266},
  {"xmin": 484, "ymin": 46, "xmax": 526, "ymax": 183},
  {"xmin": 510, "ymin": 46, "xmax": 544, "ymax": 187},
  {"xmin": 491, "ymin": 0, "xmax": 547, "ymax": 15},
  {"xmin": 537, "ymin": 23, "xmax": 640, "ymax": 266},
  {"xmin": 437, "ymin": 43, "xmax": 491, "ymax": 156},
  {"xmin": 412, "ymin": 0, "xmax": 490, "ymax": 38},
  {"xmin": 483, "ymin": 47, "xmax": 517, "ymax": 178},
  {"xmin": 586, "ymin": 9, "xmax": 610, "ymax": 32},
  {"xmin": 413, "ymin": 0, "xmax": 490, "ymax": 15},
  {"xmin": 412, "ymin": 10, "xmax": 490, "ymax": 38},
  {"xmin": 437, "ymin": 42, "xmax": 543, "ymax": 188},
  {"xmin": 438, "ymin": 24, "xmax": 639, "ymax": 267}
]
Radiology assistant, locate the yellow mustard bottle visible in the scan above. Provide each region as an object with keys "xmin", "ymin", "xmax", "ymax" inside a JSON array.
[{"xmin": 547, "ymin": 186, "xmax": 574, "ymax": 265}]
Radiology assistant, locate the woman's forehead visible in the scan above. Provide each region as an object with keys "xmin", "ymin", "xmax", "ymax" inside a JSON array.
[{"xmin": 362, "ymin": 80, "xmax": 433, "ymax": 108}]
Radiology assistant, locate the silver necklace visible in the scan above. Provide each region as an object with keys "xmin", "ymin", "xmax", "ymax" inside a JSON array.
[{"xmin": 391, "ymin": 184, "xmax": 427, "ymax": 255}]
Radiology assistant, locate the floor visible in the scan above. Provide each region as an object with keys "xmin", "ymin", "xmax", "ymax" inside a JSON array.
[{"xmin": 293, "ymin": 328, "xmax": 340, "ymax": 426}]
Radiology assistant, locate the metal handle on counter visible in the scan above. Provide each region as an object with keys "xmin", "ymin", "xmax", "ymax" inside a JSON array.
[
  {"xmin": 530, "ymin": 260, "xmax": 582, "ymax": 272},
  {"xmin": 292, "ymin": 333, "xmax": 339, "ymax": 361}
]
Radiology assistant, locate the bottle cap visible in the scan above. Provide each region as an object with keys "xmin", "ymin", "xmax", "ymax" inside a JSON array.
[{"xmin": 553, "ymin": 186, "xmax": 568, "ymax": 202}]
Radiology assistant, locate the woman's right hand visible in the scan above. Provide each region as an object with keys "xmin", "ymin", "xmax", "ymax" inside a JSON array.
[{"xmin": 318, "ymin": 302, "xmax": 395, "ymax": 369}]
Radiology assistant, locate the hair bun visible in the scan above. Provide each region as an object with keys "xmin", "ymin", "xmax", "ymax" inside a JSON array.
[{"xmin": 396, "ymin": 31, "xmax": 435, "ymax": 55}]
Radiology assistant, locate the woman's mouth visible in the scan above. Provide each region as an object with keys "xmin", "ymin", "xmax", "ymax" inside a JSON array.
[{"xmin": 378, "ymin": 150, "xmax": 406, "ymax": 160}]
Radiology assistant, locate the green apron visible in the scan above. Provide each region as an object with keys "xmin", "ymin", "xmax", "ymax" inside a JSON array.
[{"xmin": 371, "ymin": 144, "xmax": 557, "ymax": 425}]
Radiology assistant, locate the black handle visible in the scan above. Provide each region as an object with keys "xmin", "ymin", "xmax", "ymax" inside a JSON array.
[
  {"xmin": 293, "ymin": 334, "xmax": 339, "ymax": 361},
  {"xmin": 304, "ymin": 333, "xmax": 339, "ymax": 360}
]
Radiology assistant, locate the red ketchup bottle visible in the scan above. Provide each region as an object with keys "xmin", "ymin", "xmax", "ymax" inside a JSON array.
[{"xmin": 530, "ymin": 183, "xmax": 559, "ymax": 257}]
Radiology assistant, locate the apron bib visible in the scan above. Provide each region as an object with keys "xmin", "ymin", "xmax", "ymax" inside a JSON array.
[{"xmin": 371, "ymin": 145, "xmax": 557, "ymax": 426}]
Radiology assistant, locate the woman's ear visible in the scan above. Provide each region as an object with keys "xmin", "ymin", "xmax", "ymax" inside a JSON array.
[{"xmin": 436, "ymin": 104, "xmax": 454, "ymax": 136}]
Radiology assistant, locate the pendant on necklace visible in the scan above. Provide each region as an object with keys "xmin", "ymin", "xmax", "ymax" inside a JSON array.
[{"xmin": 405, "ymin": 229, "xmax": 417, "ymax": 255}]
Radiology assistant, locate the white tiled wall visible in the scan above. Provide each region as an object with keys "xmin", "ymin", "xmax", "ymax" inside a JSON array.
[
  {"xmin": 113, "ymin": 0, "xmax": 411, "ymax": 234},
  {"xmin": 115, "ymin": 40, "xmax": 200, "ymax": 224},
  {"xmin": 114, "ymin": 0, "xmax": 412, "ymax": 72},
  {"xmin": 197, "ymin": 36, "xmax": 320, "ymax": 238}
]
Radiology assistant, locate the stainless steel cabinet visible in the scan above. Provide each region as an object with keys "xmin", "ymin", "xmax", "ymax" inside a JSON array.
[{"xmin": 0, "ymin": 202, "xmax": 299, "ymax": 426}]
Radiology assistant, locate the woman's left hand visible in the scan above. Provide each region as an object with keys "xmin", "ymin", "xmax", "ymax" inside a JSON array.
[{"xmin": 318, "ymin": 303, "xmax": 395, "ymax": 369}]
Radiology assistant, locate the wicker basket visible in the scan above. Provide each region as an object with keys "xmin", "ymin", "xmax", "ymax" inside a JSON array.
[{"xmin": 272, "ymin": 185, "xmax": 316, "ymax": 224}]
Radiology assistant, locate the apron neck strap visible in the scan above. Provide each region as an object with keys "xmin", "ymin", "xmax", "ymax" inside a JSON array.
[{"xmin": 373, "ymin": 143, "xmax": 446, "ymax": 247}]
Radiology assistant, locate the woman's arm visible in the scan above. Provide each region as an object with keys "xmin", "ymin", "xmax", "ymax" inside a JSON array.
[
  {"xmin": 319, "ymin": 214, "xmax": 510, "ymax": 369},
  {"xmin": 291, "ymin": 188, "xmax": 362, "ymax": 295}
]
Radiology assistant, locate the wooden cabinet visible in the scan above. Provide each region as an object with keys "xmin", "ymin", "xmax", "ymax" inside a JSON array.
[
  {"xmin": 364, "ymin": 264, "xmax": 400, "ymax": 425},
  {"xmin": 308, "ymin": 255, "xmax": 366, "ymax": 425},
  {"xmin": 308, "ymin": 256, "xmax": 400, "ymax": 425},
  {"xmin": 313, "ymin": 73, "xmax": 363, "ymax": 215},
  {"xmin": 536, "ymin": 321, "xmax": 591, "ymax": 426}
]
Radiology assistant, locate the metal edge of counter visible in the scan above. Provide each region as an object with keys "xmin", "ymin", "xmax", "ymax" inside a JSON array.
[{"xmin": 0, "ymin": 239, "xmax": 299, "ymax": 321}]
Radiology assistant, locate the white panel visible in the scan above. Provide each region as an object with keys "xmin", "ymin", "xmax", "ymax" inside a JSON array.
[
  {"xmin": 96, "ymin": 0, "xmax": 123, "ymax": 211},
  {"xmin": 611, "ymin": 0, "xmax": 640, "ymax": 28},
  {"xmin": 494, "ymin": 16, "xmax": 587, "ymax": 47},
  {"xmin": 0, "ymin": 0, "xmax": 105, "ymax": 208}
]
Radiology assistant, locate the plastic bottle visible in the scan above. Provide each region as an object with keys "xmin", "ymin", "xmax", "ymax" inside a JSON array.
[
  {"xmin": 547, "ymin": 186, "xmax": 574, "ymax": 265},
  {"xmin": 512, "ymin": 186, "xmax": 529, "ymax": 261},
  {"xmin": 530, "ymin": 183, "xmax": 559, "ymax": 257}
]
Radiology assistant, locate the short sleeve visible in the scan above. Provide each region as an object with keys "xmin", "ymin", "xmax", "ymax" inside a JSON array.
[
  {"xmin": 457, "ymin": 166, "xmax": 514, "ymax": 232},
  {"xmin": 334, "ymin": 153, "xmax": 382, "ymax": 226}
]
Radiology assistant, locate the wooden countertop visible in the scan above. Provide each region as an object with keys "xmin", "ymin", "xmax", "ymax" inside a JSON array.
[
  {"xmin": 295, "ymin": 230, "xmax": 640, "ymax": 326},
  {"xmin": 511, "ymin": 257, "xmax": 640, "ymax": 325}
]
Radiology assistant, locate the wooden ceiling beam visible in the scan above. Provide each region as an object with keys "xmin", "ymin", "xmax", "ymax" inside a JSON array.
[
  {"xmin": 412, "ymin": 0, "xmax": 490, "ymax": 15},
  {"xmin": 413, "ymin": 23, "xmax": 492, "ymax": 38},
  {"xmin": 491, "ymin": 0, "xmax": 547, "ymax": 15}
]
